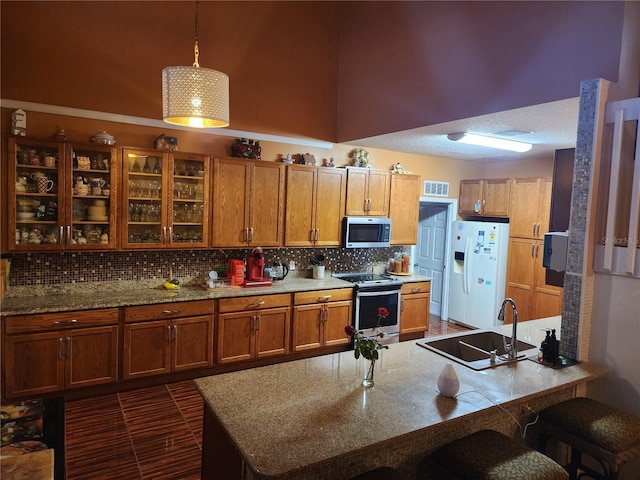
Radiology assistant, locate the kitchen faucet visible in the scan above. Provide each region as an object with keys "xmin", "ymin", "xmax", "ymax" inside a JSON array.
[{"xmin": 497, "ymin": 298, "xmax": 518, "ymax": 360}]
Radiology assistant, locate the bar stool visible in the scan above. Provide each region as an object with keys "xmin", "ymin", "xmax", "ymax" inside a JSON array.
[
  {"xmin": 350, "ymin": 466, "xmax": 402, "ymax": 480},
  {"xmin": 430, "ymin": 429, "xmax": 569, "ymax": 479},
  {"xmin": 538, "ymin": 397, "xmax": 640, "ymax": 480}
]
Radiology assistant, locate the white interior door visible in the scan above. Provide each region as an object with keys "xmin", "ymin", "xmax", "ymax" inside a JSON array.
[{"xmin": 415, "ymin": 203, "xmax": 448, "ymax": 317}]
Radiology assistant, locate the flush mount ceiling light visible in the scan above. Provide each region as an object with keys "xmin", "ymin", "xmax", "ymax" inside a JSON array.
[
  {"xmin": 162, "ymin": 0, "xmax": 229, "ymax": 128},
  {"xmin": 447, "ymin": 132, "xmax": 532, "ymax": 152}
]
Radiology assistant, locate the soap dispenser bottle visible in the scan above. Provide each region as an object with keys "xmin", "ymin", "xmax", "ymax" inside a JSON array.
[
  {"xmin": 541, "ymin": 329, "xmax": 551, "ymax": 362},
  {"xmin": 550, "ymin": 329, "xmax": 559, "ymax": 361}
]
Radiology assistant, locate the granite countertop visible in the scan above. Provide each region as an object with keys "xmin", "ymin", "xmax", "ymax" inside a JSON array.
[
  {"xmin": 0, "ymin": 272, "xmax": 432, "ymax": 317},
  {"xmin": 194, "ymin": 317, "xmax": 608, "ymax": 479}
]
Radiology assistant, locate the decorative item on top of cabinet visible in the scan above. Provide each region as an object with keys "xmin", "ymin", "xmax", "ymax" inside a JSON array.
[
  {"xmin": 212, "ymin": 157, "xmax": 284, "ymax": 247},
  {"xmin": 231, "ymin": 138, "xmax": 261, "ymax": 160},
  {"xmin": 217, "ymin": 294, "xmax": 290, "ymax": 364},
  {"xmin": 285, "ymin": 165, "xmax": 346, "ymax": 247},
  {"xmin": 292, "ymin": 289, "xmax": 352, "ymax": 352},
  {"xmin": 123, "ymin": 300, "xmax": 214, "ymax": 379},
  {"xmin": 3, "ymin": 308, "xmax": 120, "ymax": 398},
  {"xmin": 351, "ymin": 148, "xmax": 371, "ymax": 168},
  {"xmin": 345, "ymin": 167, "xmax": 390, "ymax": 216},
  {"xmin": 389, "ymin": 173, "xmax": 421, "ymax": 245},
  {"xmin": 399, "ymin": 281, "xmax": 431, "ymax": 339},
  {"xmin": 154, "ymin": 134, "xmax": 178, "ymax": 151},
  {"xmin": 7, "ymin": 138, "xmax": 119, "ymax": 252},
  {"xmin": 459, "ymin": 178, "xmax": 510, "ymax": 217},
  {"xmin": 121, "ymin": 148, "xmax": 210, "ymax": 249}
]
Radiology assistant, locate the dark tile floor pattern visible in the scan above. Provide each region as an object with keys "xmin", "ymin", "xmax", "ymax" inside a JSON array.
[{"xmin": 65, "ymin": 316, "xmax": 469, "ymax": 479}]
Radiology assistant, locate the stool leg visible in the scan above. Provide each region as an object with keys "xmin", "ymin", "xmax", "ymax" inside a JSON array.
[{"xmin": 568, "ymin": 447, "xmax": 582, "ymax": 480}]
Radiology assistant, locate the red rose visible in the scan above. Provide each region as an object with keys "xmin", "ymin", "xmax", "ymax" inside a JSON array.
[
  {"xmin": 344, "ymin": 325, "xmax": 356, "ymax": 337},
  {"xmin": 378, "ymin": 307, "xmax": 389, "ymax": 317}
]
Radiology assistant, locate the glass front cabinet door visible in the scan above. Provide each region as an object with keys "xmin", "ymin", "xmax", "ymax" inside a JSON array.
[
  {"xmin": 8, "ymin": 138, "xmax": 118, "ymax": 251},
  {"xmin": 122, "ymin": 149, "xmax": 210, "ymax": 249}
]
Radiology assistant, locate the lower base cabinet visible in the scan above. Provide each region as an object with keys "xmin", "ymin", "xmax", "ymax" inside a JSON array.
[
  {"xmin": 123, "ymin": 300, "xmax": 213, "ymax": 379},
  {"xmin": 3, "ymin": 309, "xmax": 119, "ymax": 398},
  {"xmin": 217, "ymin": 294, "xmax": 290, "ymax": 364},
  {"xmin": 292, "ymin": 288, "xmax": 353, "ymax": 352},
  {"xmin": 506, "ymin": 238, "xmax": 563, "ymax": 322},
  {"xmin": 399, "ymin": 282, "xmax": 431, "ymax": 334}
]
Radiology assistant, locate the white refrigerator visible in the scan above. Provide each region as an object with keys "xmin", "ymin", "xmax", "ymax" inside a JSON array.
[{"xmin": 447, "ymin": 220, "xmax": 509, "ymax": 329}]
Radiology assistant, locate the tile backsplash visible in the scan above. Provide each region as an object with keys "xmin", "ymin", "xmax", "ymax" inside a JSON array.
[{"xmin": 7, "ymin": 247, "xmax": 410, "ymax": 287}]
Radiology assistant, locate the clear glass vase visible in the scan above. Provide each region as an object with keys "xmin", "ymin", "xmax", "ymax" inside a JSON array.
[{"xmin": 363, "ymin": 358, "xmax": 376, "ymax": 387}]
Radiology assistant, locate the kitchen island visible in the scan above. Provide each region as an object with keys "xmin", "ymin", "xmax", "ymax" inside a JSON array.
[{"xmin": 195, "ymin": 317, "xmax": 608, "ymax": 480}]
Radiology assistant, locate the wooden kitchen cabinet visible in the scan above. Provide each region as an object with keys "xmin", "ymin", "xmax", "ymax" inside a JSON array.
[
  {"xmin": 509, "ymin": 177, "xmax": 552, "ymax": 239},
  {"xmin": 345, "ymin": 167, "xmax": 390, "ymax": 216},
  {"xmin": 121, "ymin": 149, "xmax": 210, "ymax": 249},
  {"xmin": 212, "ymin": 157, "xmax": 284, "ymax": 247},
  {"xmin": 284, "ymin": 165, "xmax": 346, "ymax": 247},
  {"xmin": 506, "ymin": 177, "xmax": 561, "ymax": 321},
  {"xmin": 123, "ymin": 300, "xmax": 213, "ymax": 379},
  {"xmin": 389, "ymin": 173, "xmax": 421, "ymax": 245},
  {"xmin": 506, "ymin": 238, "xmax": 562, "ymax": 322},
  {"xmin": 292, "ymin": 288, "xmax": 352, "ymax": 351},
  {"xmin": 3, "ymin": 308, "xmax": 119, "ymax": 398},
  {"xmin": 217, "ymin": 294, "xmax": 290, "ymax": 364},
  {"xmin": 459, "ymin": 178, "xmax": 510, "ymax": 217},
  {"xmin": 6, "ymin": 138, "xmax": 119, "ymax": 252},
  {"xmin": 399, "ymin": 281, "xmax": 431, "ymax": 335}
]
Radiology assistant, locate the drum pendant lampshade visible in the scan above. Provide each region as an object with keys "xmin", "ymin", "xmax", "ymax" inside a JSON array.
[
  {"xmin": 161, "ymin": 1, "xmax": 229, "ymax": 128},
  {"xmin": 162, "ymin": 66, "xmax": 229, "ymax": 128}
]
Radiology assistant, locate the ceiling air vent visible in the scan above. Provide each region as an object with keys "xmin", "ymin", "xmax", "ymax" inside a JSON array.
[{"xmin": 423, "ymin": 180, "xmax": 449, "ymax": 197}]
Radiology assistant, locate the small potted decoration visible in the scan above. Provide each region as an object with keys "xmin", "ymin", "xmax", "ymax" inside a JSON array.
[
  {"xmin": 345, "ymin": 307, "xmax": 389, "ymax": 387},
  {"xmin": 231, "ymin": 138, "xmax": 261, "ymax": 160}
]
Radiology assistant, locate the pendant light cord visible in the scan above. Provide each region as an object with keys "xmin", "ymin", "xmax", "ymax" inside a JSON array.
[{"xmin": 193, "ymin": 0, "xmax": 200, "ymax": 67}]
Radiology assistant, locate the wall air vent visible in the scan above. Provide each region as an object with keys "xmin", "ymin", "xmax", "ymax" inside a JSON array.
[{"xmin": 423, "ymin": 180, "xmax": 449, "ymax": 197}]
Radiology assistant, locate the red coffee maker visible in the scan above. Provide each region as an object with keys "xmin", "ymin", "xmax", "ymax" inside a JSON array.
[{"xmin": 244, "ymin": 247, "xmax": 272, "ymax": 287}]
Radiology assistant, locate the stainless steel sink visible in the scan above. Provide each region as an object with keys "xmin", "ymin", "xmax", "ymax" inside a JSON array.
[{"xmin": 417, "ymin": 330, "xmax": 538, "ymax": 370}]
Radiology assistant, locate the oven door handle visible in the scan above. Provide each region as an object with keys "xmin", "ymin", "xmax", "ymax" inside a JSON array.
[{"xmin": 356, "ymin": 288, "xmax": 401, "ymax": 297}]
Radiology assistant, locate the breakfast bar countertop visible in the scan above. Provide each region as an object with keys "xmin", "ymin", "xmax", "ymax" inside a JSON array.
[
  {"xmin": 0, "ymin": 272, "xmax": 432, "ymax": 316},
  {"xmin": 194, "ymin": 317, "xmax": 608, "ymax": 480}
]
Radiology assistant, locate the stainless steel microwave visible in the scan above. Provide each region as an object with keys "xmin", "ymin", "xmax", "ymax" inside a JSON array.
[{"xmin": 342, "ymin": 217, "xmax": 391, "ymax": 248}]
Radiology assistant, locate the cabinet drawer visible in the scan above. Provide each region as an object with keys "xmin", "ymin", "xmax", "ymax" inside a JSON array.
[
  {"xmin": 218, "ymin": 294, "xmax": 290, "ymax": 313},
  {"xmin": 401, "ymin": 282, "xmax": 431, "ymax": 294},
  {"xmin": 124, "ymin": 300, "xmax": 214, "ymax": 323},
  {"xmin": 5, "ymin": 308, "xmax": 120, "ymax": 334},
  {"xmin": 294, "ymin": 288, "xmax": 353, "ymax": 305}
]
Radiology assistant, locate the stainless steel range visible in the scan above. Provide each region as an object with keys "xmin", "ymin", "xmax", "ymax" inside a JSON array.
[{"xmin": 333, "ymin": 273, "xmax": 402, "ymax": 339}]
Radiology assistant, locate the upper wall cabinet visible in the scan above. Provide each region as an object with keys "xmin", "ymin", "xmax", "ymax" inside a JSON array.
[
  {"xmin": 459, "ymin": 178, "xmax": 510, "ymax": 217},
  {"xmin": 285, "ymin": 165, "xmax": 346, "ymax": 247},
  {"xmin": 508, "ymin": 177, "xmax": 552, "ymax": 239},
  {"xmin": 212, "ymin": 157, "xmax": 285, "ymax": 248},
  {"xmin": 389, "ymin": 174, "xmax": 421, "ymax": 245},
  {"xmin": 345, "ymin": 167, "xmax": 390, "ymax": 216},
  {"xmin": 121, "ymin": 148, "xmax": 210, "ymax": 249},
  {"xmin": 7, "ymin": 138, "xmax": 119, "ymax": 252}
]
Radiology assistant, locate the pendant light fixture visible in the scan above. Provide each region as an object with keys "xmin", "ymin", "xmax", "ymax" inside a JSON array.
[{"xmin": 162, "ymin": 0, "xmax": 229, "ymax": 128}]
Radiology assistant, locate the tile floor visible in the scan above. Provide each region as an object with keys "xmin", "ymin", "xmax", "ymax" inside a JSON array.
[{"xmin": 64, "ymin": 316, "xmax": 469, "ymax": 479}]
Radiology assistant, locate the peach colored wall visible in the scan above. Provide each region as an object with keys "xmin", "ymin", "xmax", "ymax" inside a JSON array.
[{"xmin": 482, "ymin": 157, "xmax": 554, "ymax": 179}]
